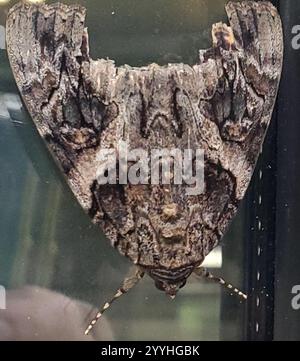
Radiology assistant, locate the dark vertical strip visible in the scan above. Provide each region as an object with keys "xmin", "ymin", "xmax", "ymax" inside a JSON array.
[
  {"xmin": 242, "ymin": 0, "xmax": 279, "ymax": 342},
  {"xmin": 274, "ymin": 0, "xmax": 300, "ymax": 341},
  {"xmin": 244, "ymin": 114, "xmax": 277, "ymax": 341}
]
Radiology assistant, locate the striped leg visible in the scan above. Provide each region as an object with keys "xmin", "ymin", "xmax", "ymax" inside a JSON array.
[
  {"xmin": 85, "ymin": 267, "xmax": 144, "ymax": 335},
  {"xmin": 194, "ymin": 267, "xmax": 247, "ymax": 301}
]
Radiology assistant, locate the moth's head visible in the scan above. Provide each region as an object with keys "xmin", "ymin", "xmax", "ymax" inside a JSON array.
[
  {"xmin": 154, "ymin": 278, "xmax": 187, "ymax": 299},
  {"xmin": 147, "ymin": 266, "xmax": 194, "ymax": 298}
]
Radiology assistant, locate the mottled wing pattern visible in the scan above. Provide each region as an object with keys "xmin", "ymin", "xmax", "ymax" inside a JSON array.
[{"xmin": 6, "ymin": 2, "xmax": 283, "ymax": 273}]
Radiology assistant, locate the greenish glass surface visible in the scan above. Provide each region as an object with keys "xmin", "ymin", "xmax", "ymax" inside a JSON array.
[{"xmin": 0, "ymin": 0, "xmax": 245, "ymax": 341}]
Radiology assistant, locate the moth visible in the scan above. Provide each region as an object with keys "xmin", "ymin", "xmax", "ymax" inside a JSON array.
[{"xmin": 6, "ymin": 1, "xmax": 283, "ymax": 335}]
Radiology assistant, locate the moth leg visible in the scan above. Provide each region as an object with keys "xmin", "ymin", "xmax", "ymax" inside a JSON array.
[
  {"xmin": 85, "ymin": 267, "xmax": 144, "ymax": 335},
  {"xmin": 194, "ymin": 267, "xmax": 247, "ymax": 301}
]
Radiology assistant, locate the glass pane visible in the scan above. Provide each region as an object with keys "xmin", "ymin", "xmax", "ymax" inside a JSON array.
[{"xmin": 0, "ymin": 0, "xmax": 246, "ymax": 341}]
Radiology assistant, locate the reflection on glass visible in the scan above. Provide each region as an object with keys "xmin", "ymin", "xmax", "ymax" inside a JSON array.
[{"xmin": 0, "ymin": 0, "xmax": 10, "ymax": 6}]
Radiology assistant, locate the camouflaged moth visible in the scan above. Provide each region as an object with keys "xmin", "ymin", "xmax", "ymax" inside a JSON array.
[{"xmin": 6, "ymin": 1, "xmax": 283, "ymax": 334}]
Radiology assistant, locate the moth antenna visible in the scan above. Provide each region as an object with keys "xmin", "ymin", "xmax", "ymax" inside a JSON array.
[
  {"xmin": 194, "ymin": 267, "xmax": 247, "ymax": 301},
  {"xmin": 85, "ymin": 268, "xmax": 144, "ymax": 336}
]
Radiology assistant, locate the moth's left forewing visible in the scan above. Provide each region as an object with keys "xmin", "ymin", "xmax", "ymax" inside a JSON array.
[
  {"xmin": 6, "ymin": 2, "xmax": 97, "ymax": 211},
  {"xmin": 6, "ymin": 3, "xmax": 87, "ymax": 128}
]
